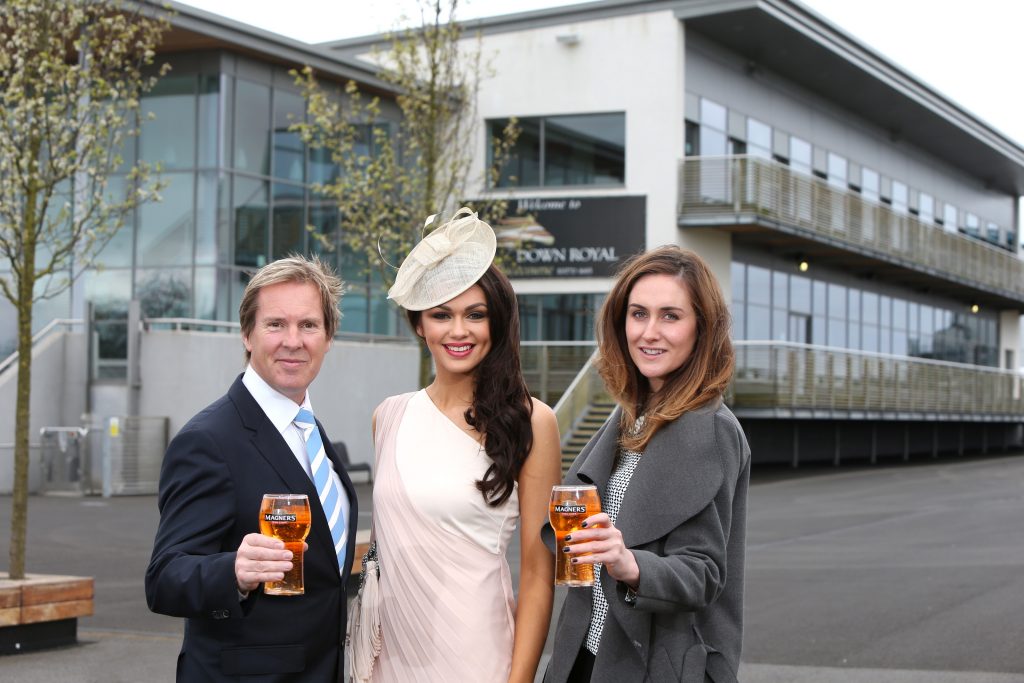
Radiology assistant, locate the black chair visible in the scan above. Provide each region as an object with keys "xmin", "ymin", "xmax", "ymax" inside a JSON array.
[{"xmin": 331, "ymin": 441, "xmax": 373, "ymax": 484}]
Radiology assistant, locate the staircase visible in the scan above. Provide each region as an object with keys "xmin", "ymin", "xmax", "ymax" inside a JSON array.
[{"xmin": 560, "ymin": 399, "xmax": 616, "ymax": 475}]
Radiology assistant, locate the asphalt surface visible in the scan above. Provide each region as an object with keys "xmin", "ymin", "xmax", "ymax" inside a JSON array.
[{"xmin": 1, "ymin": 454, "xmax": 1023, "ymax": 681}]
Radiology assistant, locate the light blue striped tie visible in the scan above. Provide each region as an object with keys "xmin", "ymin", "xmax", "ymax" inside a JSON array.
[{"xmin": 294, "ymin": 408, "xmax": 346, "ymax": 574}]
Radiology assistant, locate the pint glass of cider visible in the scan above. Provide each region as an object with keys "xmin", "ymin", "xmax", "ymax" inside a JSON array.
[
  {"xmin": 259, "ymin": 493, "xmax": 311, "ymax": 595},
  {"xmin": 549, "ymin": 485, "xmax": 601, "ymax": 587}
]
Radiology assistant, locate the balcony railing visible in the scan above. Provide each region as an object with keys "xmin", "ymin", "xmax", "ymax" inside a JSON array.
[
  {"xmin": 731, "ymin": 340, "xmax": 1024, "ymax": 419},
  {"xmin": 678, "ymin": 156, "xmax": 1024, "ymax": 301},
  {"xmin": 521, "ymin": 341, "xmax": 597, "ymax": 406}
]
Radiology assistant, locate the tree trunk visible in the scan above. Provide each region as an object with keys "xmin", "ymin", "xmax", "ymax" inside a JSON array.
[{"xmin": 9, "ymin": 185, "xmax": 38, "ymax": 580}]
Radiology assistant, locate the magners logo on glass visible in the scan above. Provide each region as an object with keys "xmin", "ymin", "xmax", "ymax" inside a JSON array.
[
  {"xmin": 263, "ymin": 513, "xmax": 298, "ymax": 523},
  {"xmin": 553, "ymin": 504, "xmax": 587, "ymax": 514}
]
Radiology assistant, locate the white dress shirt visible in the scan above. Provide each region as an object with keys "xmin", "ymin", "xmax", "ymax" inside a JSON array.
[{"xmin": 242, "ymin": 365, "xmax": 350, "ymax": 558}]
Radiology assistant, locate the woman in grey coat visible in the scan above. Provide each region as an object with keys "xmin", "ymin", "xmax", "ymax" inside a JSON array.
[{"xmin": 545, "ymin": 246, "xmax": 750, "ymax": 683}]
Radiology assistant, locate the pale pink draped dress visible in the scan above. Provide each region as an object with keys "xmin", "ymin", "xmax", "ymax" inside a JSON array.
[{"xmin": 370, "ymin": 390, "xmax": 519, "ymax": 682}]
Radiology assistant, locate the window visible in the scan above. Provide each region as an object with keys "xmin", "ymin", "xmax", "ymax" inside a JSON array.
[
  {"xmin": 891, "ymin": 181, "xmax": 908, "ymax": 214},
  {"xmin": 699, "ymin": 98, "xmax": 727, "ymax": 158},
  {"xmin": 272, "ymin": 89, "xmax": 305, "ymax": 182},
  {"xmin": 790, "ymin": 137, "xmax": 811, "ymax": 175},
  {"xmin": 137, "ymin": 173, "xmax": 194, "ymax": 267},
  {"xmin": 516, "ymin": 294, "xmax": 603, "ymax": 341},
  {"xmin": 964, "ymin": 213, "xmax": 980, "ymax": 237},
  {"xmin": 772, "ymin": 271, "xmax": 788, "ymax": 341},
  {"xmin": 986, "ymin": 221, "xmax": 1000, "ymax": 244},
  {"xmin": 827, "ymin": 284, "xmax": 847, "ymax": 347},
  {"xmin": 919, "ymin": 193, "xmax": 934, "ymax": 223},
  {"xmin": 730, "ymin": 262, "xmax": 746, "ymax": 340},
  {"xmin": 685, "ymin": 120, "xmax": 699, "ymax": 156},
  {"xmin": 141, "ymin": 75, "xmax": 197, "ymax": 170},
  {"xmin": 746, "ymin": 118, "xmax": 772, "ymax": 159},
  {"xmin": 233, "ymin": 176, "xmax": 268, "ymax": 268},
  {"xmin": 861, "ymin": 167, "xmax": 880, "ymax": 202},
  {"xmin": 746, "ymin": 266, "xmax": 771, "ymax": 339},
  {"xmin": 544, "ymin": 114, "xmax": 626, "ymax": 186},
  {"xmin": 234, "ymin": 80, "xmax": 271, "ymax": 175},
  {"xmin": 700, "ymin": 98, "xmax": 727, "ymax": 130},
  {"xmin": 490, "ymin": 113, "xmax": 624, "ymax": 188},
  {"xmin": 943, "ymin": 204, "xmax": 958, "ymax": 233},
  {"xmin": 827, "ymin": 153, "xmax": 847, "ymax": 190}
]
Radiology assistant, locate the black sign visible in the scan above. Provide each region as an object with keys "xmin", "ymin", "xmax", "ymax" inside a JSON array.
[{"xmin": 496, "ymin": 196, "xmax": 646, "ymax": 278}]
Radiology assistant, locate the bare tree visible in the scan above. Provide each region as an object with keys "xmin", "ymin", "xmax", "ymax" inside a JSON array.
[
  {"xmin": 0, "ymin": 0, "xmax": 169, "ymax": 579},
  {"xmin": 293, "ymin": 0, "xmax": 519, "ymax": 384}
]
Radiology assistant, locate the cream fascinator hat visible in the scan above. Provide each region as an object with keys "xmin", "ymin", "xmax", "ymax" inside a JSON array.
[{"xmin": 387, "ymin": 207, "xmax": 497, "ymax": 311}]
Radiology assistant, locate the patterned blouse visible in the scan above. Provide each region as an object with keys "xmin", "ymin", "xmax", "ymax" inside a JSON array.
[{"xmin": 585, "ymin": 417, "xmax": 644, "ymax": 654}]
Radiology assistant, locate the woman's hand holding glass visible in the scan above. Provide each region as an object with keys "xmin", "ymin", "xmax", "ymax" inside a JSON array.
[{"xmin": 561, "ymin": 512, "xmax": 640, "ymax": 588}]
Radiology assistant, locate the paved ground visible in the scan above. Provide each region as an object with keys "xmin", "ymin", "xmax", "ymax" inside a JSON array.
[{"xmin": 2, "ymin": 454, "xmax": 1024, "ymax": 681}]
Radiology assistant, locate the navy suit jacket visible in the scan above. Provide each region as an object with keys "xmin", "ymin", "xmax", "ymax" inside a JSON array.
[{"xmin": 145, "ymin": 376, "xmax": 358, "ymax": 682}]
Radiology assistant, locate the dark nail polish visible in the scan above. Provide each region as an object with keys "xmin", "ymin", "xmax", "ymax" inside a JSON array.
[
  {"xmin": 571, "ymin": 558, "xmax": 578, "ymax": 564},
  {"xmin": 562, "ymin": 546, "xmax": 570, "ymax": 553},
  {"xmin": 581, "ymin": 521, "xmax": 588, "ymax": 528},
  {"xmin": 564, "ymin": 534, "xmax": 572, "ymax": 542}
]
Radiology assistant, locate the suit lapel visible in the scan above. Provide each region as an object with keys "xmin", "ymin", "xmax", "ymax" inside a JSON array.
[
  {"xmin": 229, "ymin": 378, "xmax": 318, "ymax": 498},
  {"xmin": 229, "ymin": 378, "xmax": 351, "ymax": 579}
]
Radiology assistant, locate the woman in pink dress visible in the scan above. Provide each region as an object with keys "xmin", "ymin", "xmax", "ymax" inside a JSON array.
[{"xmin": 368, "ymin": 209, "xmax": 561, "ymax": 682}]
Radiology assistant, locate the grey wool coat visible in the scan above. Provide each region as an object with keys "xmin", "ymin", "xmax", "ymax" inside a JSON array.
[{"xmin": 543, "ymin": 397, "xmax": 750, "ymax": 683}]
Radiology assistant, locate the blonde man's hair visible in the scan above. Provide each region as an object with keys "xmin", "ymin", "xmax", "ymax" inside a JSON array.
[{"xmin": 238, "ymin": 255, "xmax": 344, "ymax": 361}]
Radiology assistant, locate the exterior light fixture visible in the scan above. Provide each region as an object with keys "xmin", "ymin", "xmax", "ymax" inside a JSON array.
[
  {"xmin": 797, "ymin": 257, "xmax": 809, "ymax": 272},
  {"xmin": 970, "ymin": 303, "xmax": 980, "ymax": 314},
  {"xmin": 556, "ymin": 33, "xmax": 580, "ymax": 46}
]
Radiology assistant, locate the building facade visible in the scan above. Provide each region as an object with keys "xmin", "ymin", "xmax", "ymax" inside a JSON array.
[
  {"xmin": 330, "ymin": 0, "xmax": 1024, "ymax": 463},
  {"xmin": 3, "ymin": 0, "xmax": 1023, "ymax": 476}
]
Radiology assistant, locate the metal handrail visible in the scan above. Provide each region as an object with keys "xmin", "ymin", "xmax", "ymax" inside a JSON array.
[
  {"xmin": 731, "ymin": 340, "xmax": 1024, "ymax": 416},
  {"xmin": 678, "ymin": 155, "xmax": 1024, "ymax": 299},
  {"xmin": 736, "ymin": 339, "xmax": 1020, "ymax": 377},
  {"xmin": 142, "ymin": 317, "xmax": 411, "ymax": 344},
  {"xmin": 552, "ymin": 349, "xmax": 604, "ymax": 445},
  {"xmin": 0, "ymin": 318, "xmax": 85, "ymax": 377},
  {"xmin": 520, "ymin": 342, "xmax": 597, "ymax": 405}
]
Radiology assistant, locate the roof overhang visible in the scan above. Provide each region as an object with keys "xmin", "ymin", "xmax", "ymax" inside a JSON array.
[
  {"xmin": 142, "ymin": 1, "xmax": 397, "ymax": 95},
  {"xmin": 677, "ymin": 0, "xmax": 1024, "ymax": 195}
]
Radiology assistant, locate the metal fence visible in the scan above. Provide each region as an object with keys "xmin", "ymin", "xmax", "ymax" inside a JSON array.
[
  {"xmin": 39, "ymin": 427, "xmax": 93, "ymax": 494},
  {"xmin": 101, "ymin": 416, "xmax": 169, "ymax": 496},
  {"xmin": 731, "ymin": 340, "xmax": 1024, "ymax": 418},
  {"xmin": 678, "ymin": 155, "xmax": 1024, "ymax": 300}
]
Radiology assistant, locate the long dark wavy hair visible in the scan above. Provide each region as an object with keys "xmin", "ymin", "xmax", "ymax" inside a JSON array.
[{"xmin": 406, "ymin": 264, "xmax": 533, "ymax": 506}]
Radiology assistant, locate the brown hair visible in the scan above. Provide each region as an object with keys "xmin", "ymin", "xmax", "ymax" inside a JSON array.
[
  {"xmin": 596, "ymin": 245, "xmax": 734, "ymax": 451},
  {"xmin": 406, "ymin": 264, "xmax": 533, "ymax": 507},
  {"xmin": 239, "ymin": 255, "xmax": 344, "ymax": 360}
]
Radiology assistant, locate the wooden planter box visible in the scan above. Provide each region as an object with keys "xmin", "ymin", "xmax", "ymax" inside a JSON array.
[{"xmin": 0, "ymin": 574, "xmax": 93, "ymax": 654}]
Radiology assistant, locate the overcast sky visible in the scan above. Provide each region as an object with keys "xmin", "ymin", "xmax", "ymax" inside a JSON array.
[{"xmin": 176, "ymin": 0, "xmax": 1023, "ymax": 146}]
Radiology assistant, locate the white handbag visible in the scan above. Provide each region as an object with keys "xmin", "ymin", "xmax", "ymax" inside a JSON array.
[{"xmin": 347, "ymin": 541, "xmax": 382, "ymax": 683}]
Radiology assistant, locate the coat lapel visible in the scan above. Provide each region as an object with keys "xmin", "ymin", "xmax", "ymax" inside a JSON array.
[
  {"xmin": 571, "ymin": 406, "xmax": 622, "ymax": 491},
  {"xmin": 615, "ymin": 399, "xmax": 725, "ymax": 548}
]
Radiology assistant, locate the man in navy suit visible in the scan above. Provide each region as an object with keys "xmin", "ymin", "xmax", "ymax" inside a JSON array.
[{"xmin": 146, "ymin": 255, "xmax": 357, "ymax": 682}]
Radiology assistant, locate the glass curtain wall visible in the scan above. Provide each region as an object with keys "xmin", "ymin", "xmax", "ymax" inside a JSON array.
[
  {"xmin": 730, "ymin": 260, "xmax": 999, "ymax": 367},
  {"xmin": 67, "ymin": 58, "xmax": 403, "ymax": 377}
]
